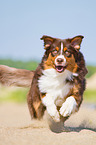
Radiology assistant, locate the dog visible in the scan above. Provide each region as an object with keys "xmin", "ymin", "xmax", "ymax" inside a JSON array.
[{"xmin": 0, "ymin": 35, "xmax": 88, "ymax": 123}]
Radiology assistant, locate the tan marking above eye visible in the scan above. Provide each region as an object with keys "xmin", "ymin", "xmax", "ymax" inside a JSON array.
[
  {"xmin": 64, "ymin": 47, "xmax": 67, "ymax": 52},
  {"xmin": 55, "ymin": 47, "xmax": 59, "ymax": 51}
]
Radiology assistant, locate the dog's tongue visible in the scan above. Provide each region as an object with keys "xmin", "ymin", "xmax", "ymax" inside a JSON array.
[{"xmin": 56, "ymin": 66, "xmax": 64, "ymax": 73}]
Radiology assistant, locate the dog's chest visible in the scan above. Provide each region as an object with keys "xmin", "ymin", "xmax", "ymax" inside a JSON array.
[{"xmin": 38, "ymin": 69, "xmax": 73, "ymax": 104}]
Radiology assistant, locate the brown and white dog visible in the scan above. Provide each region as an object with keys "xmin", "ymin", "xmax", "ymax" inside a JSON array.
[{"xmin": 0, "ymin": 35, "xmax": 88, "ymax": 123}]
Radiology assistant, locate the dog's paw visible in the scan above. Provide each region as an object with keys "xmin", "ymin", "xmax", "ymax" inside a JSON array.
[
  {"xmin": 60, "ymin": 96, "xmax": 77, "ymax": 117},
  {"xmin": 47, "ymin": 105, "xmax": 60, "ymax": 122}
]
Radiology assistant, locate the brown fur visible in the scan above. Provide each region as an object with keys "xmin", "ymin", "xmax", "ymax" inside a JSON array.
[
  {"xmin": 0, "ymin": 35, "xmax": 88, "ymax": 123},
  {"xmin": 27, "ymin": 65, "xmax": 46, "ymax": 119},
  {"xmin": 27, "ymin": 35, "xmax": 88, "ymax": 120}
]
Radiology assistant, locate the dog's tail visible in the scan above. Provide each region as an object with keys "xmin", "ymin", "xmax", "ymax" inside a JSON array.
[{"xmin": 0, "ymin": 65, "xmax": 34, "ymax": 87}]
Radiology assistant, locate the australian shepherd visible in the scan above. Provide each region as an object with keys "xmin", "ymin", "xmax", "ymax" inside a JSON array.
[{"xmin": 0, "ymin": 35, "xmax": 88, "ymax": 124}]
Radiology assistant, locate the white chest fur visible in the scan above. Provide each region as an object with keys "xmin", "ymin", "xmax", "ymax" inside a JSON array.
[{"xmin": 38, "ymin": 68, "xmax": 74, "ymax": 106}]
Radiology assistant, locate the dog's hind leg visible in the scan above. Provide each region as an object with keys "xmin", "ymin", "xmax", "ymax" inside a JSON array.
[
  {"xmin": 27, "ymin": 76, "xmax": 46, "ymax": 119},
  {"xmin": 27, "ymin": 93, "xmax": 45, "ymax": 119}
]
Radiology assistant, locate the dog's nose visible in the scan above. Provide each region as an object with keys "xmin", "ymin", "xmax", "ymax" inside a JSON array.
[{"xmin": 57, "ymin": 58, "xmax": 64, "ymax": 63}]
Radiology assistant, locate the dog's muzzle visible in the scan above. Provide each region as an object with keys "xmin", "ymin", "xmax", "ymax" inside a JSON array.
[{"xmin": 55, "ymin": 55, "xmax": 67, "ymax": 73}]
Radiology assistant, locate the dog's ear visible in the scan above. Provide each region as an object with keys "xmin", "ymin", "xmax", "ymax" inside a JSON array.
[
  {"xmin": 70, "ymin": 35, "xmax": 84, "ymax": 50},
  {"xmin": 41, "ymin": 35, "xmax": 54, "ymax": 49}
]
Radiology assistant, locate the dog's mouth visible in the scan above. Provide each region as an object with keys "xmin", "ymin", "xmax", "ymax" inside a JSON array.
[{"xmin": 55, "ymin": 65, "xmax": 67, "ymax": 73}]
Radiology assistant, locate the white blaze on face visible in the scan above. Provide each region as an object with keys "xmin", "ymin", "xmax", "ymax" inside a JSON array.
[
  {"xmin": 60, "ymin": 42, "xmax": 64, "ymax": 55},
  {"xmin": 55, "ymin": 42, "xmax": 66, "ymax": 66}
]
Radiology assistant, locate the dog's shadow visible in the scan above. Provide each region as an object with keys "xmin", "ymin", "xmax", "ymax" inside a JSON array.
[
  {"xmin": 48, "ymin": 119, "xmax": 96, "ymax": 133},
  {"xmin": 19, "ymin": 119, "xmax": 96, "ymax": 133}
]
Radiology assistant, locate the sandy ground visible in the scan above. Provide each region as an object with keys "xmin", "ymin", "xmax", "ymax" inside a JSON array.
[{"xmin": 0, "ymin": 103, "xmax": 96, "ymax": 145}]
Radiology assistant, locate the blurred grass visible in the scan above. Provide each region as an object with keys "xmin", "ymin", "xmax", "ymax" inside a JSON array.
[
  {"xmin": 0, "ymin": 87, "xmax": 28, "ymax": 103},
  {"xmin": 84, "ymin": 89, "xmax": 96, "ymax": 104},
  {"xmin": 0, "ymin": 59, "xmax": 39, "ymax": 71},
  {"xmin": 86, "ymin": 65, "xmax": 96, "ymax": 78}
]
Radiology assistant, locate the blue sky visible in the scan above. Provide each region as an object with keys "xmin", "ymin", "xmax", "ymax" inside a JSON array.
[{"xmin": 0, "ymin": 0, "xmax": 96, "ymax": 65}]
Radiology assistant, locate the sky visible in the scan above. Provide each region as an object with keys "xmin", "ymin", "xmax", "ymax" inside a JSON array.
[{"xmin": 0, "ymin": 0, "xmax": 96, "ymax": 65}]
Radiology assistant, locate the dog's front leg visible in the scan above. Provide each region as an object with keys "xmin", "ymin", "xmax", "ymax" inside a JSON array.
[
  {"xmin": 42, "ymin": 94, "xmax": 60, "ymax": 122},
  {"xmin": 60, "ymin": 96, "xmax": 77, "ymax": 117},
  {"xmin": 60, "ymin": 80, "xmax": 84, "ymax": 117}
]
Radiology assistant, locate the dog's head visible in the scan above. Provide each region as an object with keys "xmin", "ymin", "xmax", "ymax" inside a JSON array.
[{"xmin": 41, "ymin": 35, "xmax": 84, "ymax": 73}]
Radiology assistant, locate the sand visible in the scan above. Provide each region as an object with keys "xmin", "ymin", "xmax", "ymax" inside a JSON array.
[{"xmin": 0, "ymin": 103, "xmax": 96, "ymax": 145}]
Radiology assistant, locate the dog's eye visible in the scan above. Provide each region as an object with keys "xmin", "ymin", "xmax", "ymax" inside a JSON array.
[
  {"xmin": 52, "ymin": 50, "xmax": 58, "ymax": 56},
  {"xmin": 65, "ymin": 51, "xmax": 71, "ymax": 57}
]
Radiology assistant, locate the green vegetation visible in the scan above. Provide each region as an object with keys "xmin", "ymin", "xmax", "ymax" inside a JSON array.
[
  {"xmin": 86, "ymin": 65, "xmax": 96, "ymax": 78},
  {"xmin": 84, "ymin": 89, "xmax": 96, "ymax": 104},
  {"xmin": 0, "ymin": 59, "xmax": 39, "ymax": 71},
  {"xmin": 0, "ymin": 87, "xmax": 28, "ymax": 103}
]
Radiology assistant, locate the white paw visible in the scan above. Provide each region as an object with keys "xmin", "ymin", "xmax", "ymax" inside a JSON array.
[
  {"xmin": 60, "ymin": 96, "xmax": 77, "ymax": 117},
  {"xmin": 47, "ymin": 105, "xmax": 60, "ymax": 122}
]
